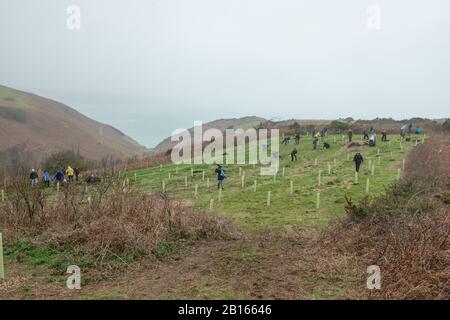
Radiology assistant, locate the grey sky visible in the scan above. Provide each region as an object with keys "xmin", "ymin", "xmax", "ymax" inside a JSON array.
[{"xmin": 1, "ymin": 0, "xmax": 449, "ymax": 147}]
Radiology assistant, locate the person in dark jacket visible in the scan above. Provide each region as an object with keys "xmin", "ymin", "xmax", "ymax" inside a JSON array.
[
  {"xmin": 215, "ymin": 164, "xmax": 226, "ymax": 189},
  {"xmin": 54, "ymin": 170, "xmax": 65, "ymax": 184},
  {"xmin": 294, "ymin": 133, "xmax": 300, "ymax": 144},
  {"xmin": 282, "ymin": 136, "xmax": 290, "ymax": 145},
  {"xmin": 290, "ymin": 148, "xmax": 298, "ymax": 161},
  {"xmin": 312, "ymin": 136, "xmax": 319, "ymax": 150},
  {"xmin": 353, "ymin": 152, "xmax": 364, "ymax": 173},
  {"xmin": 74, "ymin": 167, "xmax": 80, "ymax": 181},
  {"xmin": 85, "ymin": 174, "xmax": 101, "ymax": 184},
  {"xmin": 347, "ymin": 129, "xmax": 353, "ymax": 143},
  {"xmin": 363, "ymin": 129, "xmax": 369, "ymax": 140},
  {"xmin": 30, "ymin": 169, "xmax": 38, "ymax": 187}
]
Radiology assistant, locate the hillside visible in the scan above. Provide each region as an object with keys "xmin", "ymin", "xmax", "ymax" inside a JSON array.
[
  {"xmin": 131, "ymin": 133, "xmax": 418, "ymax": 230},
  {"xmin": 0, "ymin": 131, "xmax": 432, "ymax": 300},
  {"xmin": 1, "ymin": 129, "xmax": 447, "ymax": 300},
  {"xmin": 151, "ymin": 117, "xmax": 443, "ymax": 157},
  {"xmin": 0, "ymin": 85, "xmax": 148, "ymax": 168},
  {"xmin": 151, "ymin": 116, "xmax": 265, "ymax": 155}
]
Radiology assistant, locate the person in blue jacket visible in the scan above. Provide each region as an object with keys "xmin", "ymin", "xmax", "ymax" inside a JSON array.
[
  {"xmin": 215, "ymin": 164, "xmax": 226, "ymax": 190},
  {"xmin": 43, "ymin": 171, "xmax": 50, "ymax": 187}
]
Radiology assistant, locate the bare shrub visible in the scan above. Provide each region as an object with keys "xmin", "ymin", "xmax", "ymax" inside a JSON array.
[
  {"xmin": 0, "ymin": 174, "xmax": 236, "ymax": 266},
  {"xmin": 404, "ymin": 134, "xmax": 450, "ymax": 190}
]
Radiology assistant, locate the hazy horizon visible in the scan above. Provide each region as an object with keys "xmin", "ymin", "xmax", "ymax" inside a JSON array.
[{"xmin": 1, "ymin": 0, "xmax": 449, "ymax": 147}]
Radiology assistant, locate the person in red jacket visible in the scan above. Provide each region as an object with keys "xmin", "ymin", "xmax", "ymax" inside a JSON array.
[{"xmin": 381, "ymin": 129, "xmax": 388, "ymax": 142}]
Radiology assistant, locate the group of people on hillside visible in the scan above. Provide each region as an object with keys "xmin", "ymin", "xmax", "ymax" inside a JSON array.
[
  {"xmin": 347, "ymin": 127, "xmax": 391, "ymax": 147},
  {"xmin": 29, "ymin": 166, "xmax": 80, "ymax": 187},
  {"xmin": 282, "ymin": 128, "xmax": 333, "ymax": 160},
  {"xmin": 213, "ymin": 126, "xmax": 369, "ymax": 189},
  {"xmin": 283, "ymin": 132, "xmax": 303, "ymax": 146},
  {"xmin": 287, "ymin": 124, "xmax": 415, "ymax": 176},
  {"xmin": 282, "ymin": 127, "xmax": 335, "ymax": 153},
  {"xmin": 348, "ymin": 123, "xmax": 417, "ymax": 145},
  {"xmin": 214, "ymin": 149, "xmax": 368, "ymax": 190},
  {"xmin": 208, "ymin": 121, "xmax": 423, "ymax": 193}
]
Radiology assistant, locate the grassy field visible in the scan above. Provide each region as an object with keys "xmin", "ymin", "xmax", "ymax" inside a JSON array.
[{"xmin": 128, "ymin": 134, "xmax": 423, "ymax": 231}]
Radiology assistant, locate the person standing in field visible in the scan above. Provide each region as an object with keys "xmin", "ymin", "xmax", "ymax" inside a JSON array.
[
  {"xmin": 400, "ymin": 123, "xmax": 412, "ymax": 138},
  {"xmin": 66, "ymin": 166, "xmax": 75, "ymax": 182},
  {"xmin": 312, "ymin": 136, "xmax": 319, "ymax": 150},
  {"xmin": 294, "ymin": 133, "xmax": 300, "ymax": 144},
  {"xmin": 54, "ymin": 170, "xmax": 64, "ymax": 184},
  {"xmin": 290, "ymin": 147, "xmax": 298, "ymax": 161},
  {"xmin": 74, "ymin": 167, "xmax": 80, "ymax": 181},
  {"xmin": 30, "ymin": 169, "xmax": 38, "ymax": 187},
  {"xmin": 43, "ymin": 170, "xmax": 50, "ymax": 187},
  {"xmin": 347, "ymin": 129, "xmax": 353, "ymax": 143},
  {"xmin": 369, "ymin": 133, "xmax": 377, "ymax": 147},
  {"xmin": 363, "ymin": 129, "xmax": 369, "ymax": 140},
  {"xmin": 320, "ymin": 128, "xmax": 327, "ymax": 140},
  {"xmin": 353, "ymin": 152, "xmax": 364, "ymax": 173},
  {"xmin": 381, "ymin": 128, "xmax": 388, "ymax": 142},
  {"xmin": 215, "ymin": 164, "xmax": 226, "ymax": 189}
]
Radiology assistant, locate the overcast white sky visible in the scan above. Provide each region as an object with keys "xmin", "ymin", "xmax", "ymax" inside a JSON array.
[{"xmin": 0, "ymin": 0, "xmax": 449, "ymax": 147}]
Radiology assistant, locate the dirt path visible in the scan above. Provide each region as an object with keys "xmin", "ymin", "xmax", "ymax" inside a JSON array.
[{"xmin": 1, "ymin": 228, "xmax": 366, "ymax": 300}]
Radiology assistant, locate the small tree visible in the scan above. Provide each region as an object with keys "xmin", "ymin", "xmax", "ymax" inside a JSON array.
[
  {"xmin": 42, "ymin": 150, "xmax": 87, "ymax": 174},
  {"xmin": 442, "ymin": 119, "xmax": 450, "ymax": 132},
  {"xmin": 329, "ymin": 120, "xmax": 350, "ymax": 133},
  {"xmin": 289, "ymin": 121, "xmax": 301, "ymax": 134}
]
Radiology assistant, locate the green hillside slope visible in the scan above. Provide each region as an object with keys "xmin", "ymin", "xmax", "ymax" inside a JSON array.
[{"xmin": 128, "ymin": 133, "xmax": 422, "ymax": 231}]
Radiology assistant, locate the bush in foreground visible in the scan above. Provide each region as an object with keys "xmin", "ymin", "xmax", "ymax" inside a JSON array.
[{"xmin": 0, "ymin": 174, "xmax": 236, "ymax": 273}]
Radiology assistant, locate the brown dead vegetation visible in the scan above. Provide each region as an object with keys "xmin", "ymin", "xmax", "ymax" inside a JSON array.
[
  {"xmin": 0, "ymin": 172, "xmax": 236, "ymax": 264},
  {"xmin": 326, "ymin": 134, "xmax": 450, "ymax": 299}
]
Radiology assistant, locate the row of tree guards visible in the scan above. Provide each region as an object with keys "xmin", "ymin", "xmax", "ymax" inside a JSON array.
[
  {"xmin": 0, "ymin": 153, "xmax": 406, "ymax": 207},
  {"xmin": 0, "ymin": 156, "xmax": 406, "ymax": 209},
  {"xmin": 156, "ymin": 151, "xmax": 405, "ymax": 211},
  {"xmin": 0, "ymin": 136, "xmax": 414, "ymax": 205}
]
